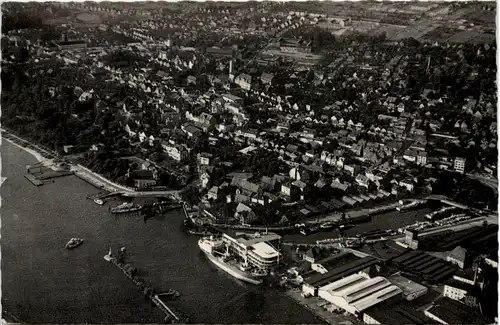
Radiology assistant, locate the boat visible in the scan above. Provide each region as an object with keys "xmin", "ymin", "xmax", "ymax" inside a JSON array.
[
  {"xmin": 198, "ymin": 237, "xmax": 264, "ymax": 285},
  {"xmin": 66, "ymin": 237, "xmax": 84, "ymax": 249},
  {"xmin": 111, "ymin": 202, "xmax": 142, "ymax": 214},
  {"xmin": 188, "ymin": 229, "xmax": 214, "ymax": 236},
  {"xmin": 94, "ymin": 199, "xmax": 104, "ymax": 205},
  {"xmin": 397, "ymin": 200, "xmax": 424, "ymax": 212},
  {"xmin": 425, "ymin": 207, "xmax": 459, "ymax": 220},
  {"xmin": 104, "ymin": 247, "xmax": 113, "ymax": 261},
  {"xmin": 320, "ymin": 222, "xmax": 336, "ymax": 230}
]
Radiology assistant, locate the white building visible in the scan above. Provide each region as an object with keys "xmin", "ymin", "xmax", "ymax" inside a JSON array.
[
  {"xmin": 454, "ymin": 157, "xmax": 466, "ymax": 173},
  {"xmin": 222, "ymin": 232, "xmax": 281, "ymax": 271},
  {"xmin": 235, "ymin": 73, "xmax": 252, "ymax": 90},
  {"xmin": 317, "ymin": 273, "xmax": 402, "ymax": 317}
]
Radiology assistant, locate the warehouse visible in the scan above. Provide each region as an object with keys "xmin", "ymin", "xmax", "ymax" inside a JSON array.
[
  {"xmin": 424, "ymin": 297, "xmax": 491, "ymax": 324},
  {"xmin": 388, "ymin": 274, "xmax": 428, "ymax": 301},
  {"xmin": 317, "ymin": 273, "xmax": 402, "ymax": 317},
  {"xmin": 302, "ymin": 256, "xmax": 380, "ymax": 297},
  {"xmin": 389, "ymin": 250, "xmax": 457, "ymax": 284},
  {"xmin": 363, "ymin": 300, "xmax": 435, "ymax": 324}
]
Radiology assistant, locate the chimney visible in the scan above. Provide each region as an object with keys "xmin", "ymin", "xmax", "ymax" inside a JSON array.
[{"xmin": 229, "ymin": 60, "xmax": 233, "ymax": 75}]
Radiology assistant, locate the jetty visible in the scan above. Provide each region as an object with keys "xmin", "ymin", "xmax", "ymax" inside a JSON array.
[
  {"xmin": 103, "ymin": 249, "xmax": 185, "ymax": 323},
  {"xmin": 24, "ymin": 174, "xmax": 43, "ymax": 186}
]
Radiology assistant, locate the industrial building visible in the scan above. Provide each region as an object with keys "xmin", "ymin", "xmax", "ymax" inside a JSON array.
[
  {"xmin": 388, "ymin": 274, "xmax": 428, "ymax": 301},
  {"xmin": 311, "ymin": 251, "xmax": 360, "ymax": 274},
  {"xmin": 363, "ymin": 300, "xmax": 436, "ymax": 324},
  {"xmin": 424, "ymin": 297, "xmax": 490, "ymax": 324},
  {"xmin": 302, "ymin": 256, "xmax": 380, "ymax": 297},
  {"xmin": 317, "ymin": 273, "xmax": 402, "ymax": 317},
  {"xmin": 389, "ymin": 250, "xmax": 457, "ymax": 284}
]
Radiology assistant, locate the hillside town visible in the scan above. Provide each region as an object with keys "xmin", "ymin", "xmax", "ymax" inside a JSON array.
[{"xmin": 1, "ymin": 2, "xmax": 497, "ymax": 325}]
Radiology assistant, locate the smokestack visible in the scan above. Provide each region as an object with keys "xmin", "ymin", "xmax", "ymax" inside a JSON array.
[{"xmin": 229, "ymin": 60, "xmax": 233, "ymax": 75}]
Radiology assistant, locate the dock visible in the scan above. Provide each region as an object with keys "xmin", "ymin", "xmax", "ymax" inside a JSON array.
[
  {"xmin": 104, "ymin": 251, "xmax": 186, "ymax": 323},
  {"xmin": 24, "ymin": 174, "xmax": 43, "ymax": 186}
]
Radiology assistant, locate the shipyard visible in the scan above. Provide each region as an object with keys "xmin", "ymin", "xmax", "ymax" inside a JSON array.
[{"xmin": 2, "ymin": 1, "xmax": 497, "ymax": 324}]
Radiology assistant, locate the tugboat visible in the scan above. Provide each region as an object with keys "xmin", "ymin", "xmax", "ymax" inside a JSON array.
[{"xmin": 65, "ymin": 238, "xmax": 84, "ymax": 249}]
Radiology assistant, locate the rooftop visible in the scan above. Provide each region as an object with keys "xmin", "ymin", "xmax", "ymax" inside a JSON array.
[
  {"xmin": 426, "ymin": 297, "xmax": 490, "ymax": 325},
  {"xmin": 251, "ymin": 242, "xmax": 279, "ymax": 258},
  {"xmin": 365, "ymin": 300, "xmax": 435, "ymax": 325},
  {"xmin": 304, "ymin": 256, "xmax": 378, "ymax": 288}
]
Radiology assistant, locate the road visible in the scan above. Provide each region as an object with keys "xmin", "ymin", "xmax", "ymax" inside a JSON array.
[{"xmin": 467, "ymin": 173, "xmax": 498, "ymax": 192}]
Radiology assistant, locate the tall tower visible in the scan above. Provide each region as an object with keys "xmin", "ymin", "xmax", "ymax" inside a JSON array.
[{"xmin": 229, "ymin": 60, "xmax": 233, "ymax": 75}]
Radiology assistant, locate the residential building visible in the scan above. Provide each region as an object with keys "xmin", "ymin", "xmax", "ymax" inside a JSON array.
[
  {"xmin": 454, "ymin": 157, "xmax": 466, "ymax": 173},
  {"xmin": 443, "ymin": 279, "xmax": 479, "ymax": 308},
  {"xmin": 235, "ymin": 73, "xmax": 252, "ymax": 90}
]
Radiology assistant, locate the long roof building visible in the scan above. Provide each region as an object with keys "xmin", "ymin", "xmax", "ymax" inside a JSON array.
[
  {"xmin": 389, "ymin": 250, "xmax": 457, "ymax": 284},
  {"xmin": 318, "ymin": 273, "xmax": 402, "ymax": 316}
]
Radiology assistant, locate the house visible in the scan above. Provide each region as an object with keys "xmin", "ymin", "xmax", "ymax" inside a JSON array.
[
  {"xmin": 207, "ymin": 186, "xmax": 221, "ymax": 201},
  {"xmin": 235, "ymin": 73, "xmax": 252, "ymax": 90},
  {"xmin": 356, "ymin": 174, "xmax": 370, "ymax": 188},
  {"xmin": 222, "ymin": 93, "xmax": 243, "ymax": 104},
  {"xmin": 200, "ymin": 171, "xmax": 210, "ymax": 189},
  {"xmin": 454, "ymin": 157, "xmax": 466, "ymax": 173},
  {"xmin": 132, "ymin": 170, "xmax": 157, "ymax": 189},
  {"xmin": 197, "ymin": 112, "xmax": 216, "ymax": 131},
  {"xmin": 234, "ymin": 203, "xmax": 258, "ymax": 224},
  {"xmin": 187, "ymin": 75, "xmax": 197, "ymax": 85},
  {"xmin": 343, "ymin": 164, "xmax": 360, "ymax": 177},
  {"xmin": 181, "ymin": 123, "xmax": 202, "ymax": 137},
  {"xmin": 161, "ymin": 141, "xmax": 188, "ymax": 162},
  {"xmin": 261, "ymin": 72, "xmax": 274, "ymax": 85},
  {"xmin": 279, "ymin": 38, "xmax": 312, "ymax": 53},
  {"xmin": 399, "ymin": 179, "xmax": 415, "ymax": 192},
  {"xmin": 416, "ymin": 151, "xmax": 427, "ymax": 166},
  {"xmin": 197, "ymin": 153, "xmax": 212, "ymax": 166},
  {"xmin": 403, "ymin": 150, "xmax": 417, "ymax": 163}
]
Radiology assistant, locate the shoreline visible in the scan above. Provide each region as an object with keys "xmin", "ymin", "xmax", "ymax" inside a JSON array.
[{"xmin": 2, "ymin": 132, "xmax": 132, "ymax": 193}]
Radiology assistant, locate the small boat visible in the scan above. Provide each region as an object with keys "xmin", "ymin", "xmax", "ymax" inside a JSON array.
[
  {"xmin": 111, "ymin": 202, "xmax": 142, "ymax": 214},
  {"xmin": 66, "ymin": 237, "xmax": 84, "ymax": 249},
  {"xmin": 104, "ymin": 247, "xmax": 113, "ymax": 261},
  {"xmin": 251, "ymin": 268, "xmax": 268, "ymax": 277},
  {"xmin": 320, "ymin": 222, "xmax": 336, "ymax": 230},
  {"xmin": 94, "ymin": 199, "xmax": 104, "ymax": 205}
]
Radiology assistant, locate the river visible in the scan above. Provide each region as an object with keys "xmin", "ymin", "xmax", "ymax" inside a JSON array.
[{"xmin": 1, "ymin": 140, "xmax": 319, "ymax": 324}]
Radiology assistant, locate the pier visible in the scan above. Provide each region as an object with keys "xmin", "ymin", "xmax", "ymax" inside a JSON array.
[
  {"xmin": 24, "ymin": 174, "xmax": 43, "ymax": 186},
  {"xmin": 104, "ymin": 250, "xmax": 185, "ymax": 323}
]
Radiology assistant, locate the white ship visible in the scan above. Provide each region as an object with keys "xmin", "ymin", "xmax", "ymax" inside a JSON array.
[{"xmin": 198, "ymin": 237, "xmax": 266, "ymax": 285}]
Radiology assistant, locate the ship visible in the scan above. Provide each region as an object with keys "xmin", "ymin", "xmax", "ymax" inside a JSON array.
[
  {"xmin": 425, "ymin": 206, "xmax": 459, "ymax": 220},
  {"xmin": 111, "ymin": 202, "xmax": 142, "ymax": 214},
  {"xmin": 198, "ymin": 236, "xmax": 265, "ymax": 285},
  {"xmin": 320, "ymin": 222, "xmax": 336, "ymax": 230},
  {"xmin": 396, "ymin": 200, "xmax": 425, "ymax": 212},
  {"xmin": 300, "ymin": 225, "xmax": 320, "ymax": 236},
  {"xmin": 66, "ymin": 237, "xmax": 84, "ymax": 249}
]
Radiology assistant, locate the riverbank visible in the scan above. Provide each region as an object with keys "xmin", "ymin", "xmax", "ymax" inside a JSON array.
[
  {"xmin": 2, "ymin": 129, "xmax": 184, "ymax": 198},
  {"xmin": 2, "ymin": 140, "xmax": 320, "ymax": 323}
]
